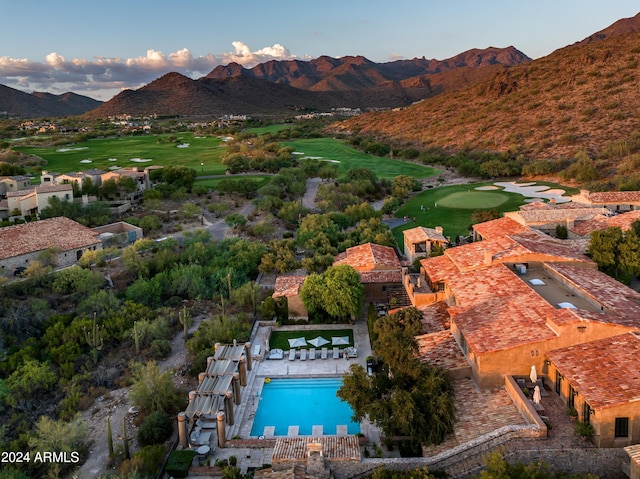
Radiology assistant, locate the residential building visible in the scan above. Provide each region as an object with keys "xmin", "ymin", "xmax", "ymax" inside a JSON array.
[
  {"xmin": 403, "ymin": 226, "xmax": 448, "ymax": 263},
  {"xmin": 0, "ymin": 216, "xmax": 102, "ymax": 275},
  {"xmin": 416, "ymin": 216, "xmax": 640, "ymax": 389},
  {"xmin": 0, "ymin": 175, "xmax": 32, "ymax": 196},
  {"xmin": 571, "ymin": 189, "xmax": 640, "ymax": 212},
  {"xmin": 546, "ymin": 332, "xmax": 640, "ymax": 448},
  {"xmin": 272, "ymin": 274, "xmax": 308, "ymax": 319},
  {"xmin": 1, "ymin": 183, "xmax": 73, "ymax": 218}
]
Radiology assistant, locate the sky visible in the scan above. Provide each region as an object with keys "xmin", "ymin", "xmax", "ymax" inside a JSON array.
[{"xmin": 1, "ymin": 0, "xmax": 639, "ymax": 101}]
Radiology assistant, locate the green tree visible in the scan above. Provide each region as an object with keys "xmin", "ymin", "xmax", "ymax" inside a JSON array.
[
  {"xmin": 476, "ymin": 450, "xmax": 599, "ymax": 479},
  {"xmin": 338, "ymin": 308, "xmax": 455, "ymax": 445},
  {"xmin": 300, "ymin": 265, "xmax": 364, "ymax": 321},
  {"xmin": 587, "ymin": 227, "xmax": 623, "ymax": 277},
  {"xmin": 130, "ymin": 361, "xmax": 186, "ymax": 415}
]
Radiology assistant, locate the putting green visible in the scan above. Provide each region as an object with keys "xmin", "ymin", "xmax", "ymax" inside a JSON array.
[{"xmin": 437, "ymin": 191, "xmax": 509, "ymax": 209}]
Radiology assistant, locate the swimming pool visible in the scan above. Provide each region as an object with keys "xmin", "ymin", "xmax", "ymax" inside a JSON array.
[{"xmin": 250, "ymin": 378, "xmax": 360, "ymax": 436}]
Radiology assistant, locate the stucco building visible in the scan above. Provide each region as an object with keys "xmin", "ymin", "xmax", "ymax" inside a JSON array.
[
  {"xmin": 0, "ymin": 216, "xmax": 102, "ymax": 276},
  {"xmin": 402, "ymin": 225, "xmax": 449, "ymax": 263}
]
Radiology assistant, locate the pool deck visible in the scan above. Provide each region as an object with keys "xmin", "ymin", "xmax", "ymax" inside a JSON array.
[{"xmin": 187, "ymin": 320, "xmax": 380, "ymax": 474}]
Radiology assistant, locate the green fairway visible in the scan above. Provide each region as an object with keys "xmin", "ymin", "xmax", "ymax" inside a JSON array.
[
  {"xmin": 193, "ymin": 175, "xmax": 272, "ymax": 191},
  {"xmin": 437, "ymin": 191, "xmax": 509, "ymax": 209},
  {"xmin": 14, "ymin": 133, "xmax": 227, "ymax": 176},
  {"xmin": 284, "ymin": 138, "xmax": 438, "ymax": 179},
  {"xmin": 246, "ymin": 124, "xmax": 291, "ymax": 135},
  {"xmin": 392, "ymin": 181, "xmax": 576, "ymax": 248}
]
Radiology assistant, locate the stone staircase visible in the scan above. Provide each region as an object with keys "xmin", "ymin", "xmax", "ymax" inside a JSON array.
[{"xmin": 386, "ymin": 285, "xmax": 412, "ymax": 308}]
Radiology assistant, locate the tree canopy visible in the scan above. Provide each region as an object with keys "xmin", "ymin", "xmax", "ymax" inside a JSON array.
[
  {"xmin": 300, "ymin": 265, "xmax": 364, "ymax": 322},
  {"xmin": 338, "ymin": 307, "xmax": 455, "ymax": 445}
]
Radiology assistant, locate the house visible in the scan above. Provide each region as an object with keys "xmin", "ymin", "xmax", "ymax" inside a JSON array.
[
  {"xmin": 416, "ymin": 216, "xmax": 640, "ymax": 389},
  {"xmin": 272, "ymin": 274, "xmax": 308, "ymax": 319},
  {"xmin": 571, "ymin": 189, "xmax": 640, "ymax": 212},
  {"xmin": 1, "ymin": 184, "xmax": 73, "ymax": 219},
  {"xmin": 403, "ymin": 226, "xmax": 449, "ymax": 262},
  {"xmin": 0, "ymin": 217, "xmax": 102, "ymax": 276},
  {"xmin": 0, "ymin": 175, "xmax": 32, "ymax": 197},
  {"xmin": 55, "ymin": 169, "xmax": 105, "ymax": 189},
  {"xmin": 92, "ymin": 221, "xmax": 143, "ymax": 247},
  {"xmin": 100, "ymin": 167, "xmax": 151, "ymax": 198},
  {"xmin": 545, "ymin": 332, "xmax": 640, "ymax": 448},
  {"xmin": 333, "ymin": 243, "xmax": 403, "ymax": 302}
]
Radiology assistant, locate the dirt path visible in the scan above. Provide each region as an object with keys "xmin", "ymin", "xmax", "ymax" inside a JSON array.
[{"xmin": 78, "ymin": 314, "xmax": 208, "ymax": 477}]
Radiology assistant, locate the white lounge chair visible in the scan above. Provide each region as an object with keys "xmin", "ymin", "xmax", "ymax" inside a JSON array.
[
  {"xmin": 309, "ymin": 347, "xmax": 316, "ymax": 360},
  {"xmin": 321, "ymin": 347, "xmax": 328, "ymax": 359},
  {"xmin": 289, "ymin": 349, "xmax": 296, "ymax": 361},
  {"xmin": 300, "ymin": 349, "xmax": 307, "ymax": 361},
  {"xmin": 333, "ymin": 347, "xmax": 340, "ymax": 359}
]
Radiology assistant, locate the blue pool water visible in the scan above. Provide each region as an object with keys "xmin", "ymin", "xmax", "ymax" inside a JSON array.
[{"xmin": 250, "ymin": 378, "xmax": 360, "ymax": 436}]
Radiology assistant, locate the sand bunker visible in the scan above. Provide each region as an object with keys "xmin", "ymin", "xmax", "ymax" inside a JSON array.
[
  {"xmin": 57, "ymin": 147, "xmax": 88, "ymax": 152},
  {"xmin": 130, "ymin": 158, "xmax": 152, "ymax": 163},
  {"xmin": 108, "ymin": 158, "xmax": 117, "ymax": 162},
  {"xmin": 293, "ymin": 151, "xmax": 305, "ymax": 155},
  {"xmin": 494, "ymin": 181, "xmax": 570, "ymax": 203},
  {"xmin": 80, "ymin": 159, "xmax": 92, "ymax": 163},
  {"xmin": 108, "ymin": 166, "xmax": 120, "ymax": 170},
  {"xmin": 177, "ymin": 143, "xmax": 190, "ymax": 148},
  {"xmin": 475, "ymin": 186, "xmax": 499, "ymax": 190}
]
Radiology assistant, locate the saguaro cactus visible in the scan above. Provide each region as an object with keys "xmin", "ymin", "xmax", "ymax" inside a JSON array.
[
  {"xmin": 122, "ymin": 415, "xmax": 130, "ymax": 459},
  {"xmin": 178, "ymin": 305, "xmax": 191, "ymax": 340},
  {"xmin": 84, "ymin": 312, "xmax": 104, "ymax": 365},
  {"xmin": 107, "ymin": 416, "xmax": 114, "ymax": 459},
  {"xmin": 132, "ymin": 321, "xmax": 141, "ymax": 354}
]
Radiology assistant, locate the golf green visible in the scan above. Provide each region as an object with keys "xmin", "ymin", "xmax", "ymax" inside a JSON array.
[{"xmin": 437, "ymin": 191, "xmax": 509, "ymax": 209}]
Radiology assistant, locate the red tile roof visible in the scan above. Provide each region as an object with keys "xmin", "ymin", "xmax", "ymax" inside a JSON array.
[
  {"xmin": 577, "ymin": 191, "xmax": 640, "ymax": 204},
  {"xmin": 416, "ymin": 330, "xmax": 469, "ymax": 371},
  {"xmin": 332, "ymin": 243, "xmax": 400, "ymax": 271},
  {"xmin": 273, "ymin": 275, "xmax": 307, "ymax": 298},
  {"xmin": 0, "ymin": 217, "xmax": 101, "ymax": 261},
  {"xmin": 571, "ymin": 210, "xmax": 640, "ymax": 237},
  {"xmin": 472, "ymin": 216, "xmax": 529, "ymax": 239},
  {"xmin": 546, "ymin": 332, "xmax": 640, "ymax": 409},
  {"xmin": 403, "ymin": 226, "xmax": 448, "ymax": 244},
  {"xmin": 358, "ymin": 270, "xmax": 402, "ymax": 284},
  {"xmin": 272, "ymin": 436, "xmax": 361, "ymax": 462}
]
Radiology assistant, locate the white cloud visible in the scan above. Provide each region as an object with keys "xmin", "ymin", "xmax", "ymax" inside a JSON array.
[{"xmin": 0, "ymin": 42, "xmax": 304, "ymax": 99}]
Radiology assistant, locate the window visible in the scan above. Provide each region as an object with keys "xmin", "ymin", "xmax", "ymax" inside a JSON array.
[
  {"xmin": 555, "ymin": 370, "xmax": 562, "ymax": 394},
  {"xmin": 583, "ymin": 402, "xmax": 591, "ymax": 424},
  {"xmin": 568, "ymin": 385, "xmax": 575, "ymax": 409},
  {"xmin": 615, "ymin": 417, "xmax": 629, "ymax": 438}
]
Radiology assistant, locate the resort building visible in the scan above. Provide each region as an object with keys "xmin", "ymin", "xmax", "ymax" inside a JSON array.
[
  {"xmin": 0, "ymin": 216, "xmax": 102, "ymax": 275},
  {"xmin": 545, "ymin": 332, "xmax": 640, "ymax": 448},
  {"xmin": 0, "ymin": 175, "xmax": 32, "ymax": 196},
  {"xmin": 402, "ymin": 225, "xmax": 449, "ymax": 263},
  {"xmin": 272, "ymin": 274, "xmax": 308, "ymax": 319},
  {"xmin": 333, "ymin": 243, "xmax": 403, "ymax": 303},
  {"xmin": 571, "ymin": 189, "xmax": 640, "ymax": 212},
  {"xmin": 416, "ymin": 216, "xmax": 640, "ymax": 389}
]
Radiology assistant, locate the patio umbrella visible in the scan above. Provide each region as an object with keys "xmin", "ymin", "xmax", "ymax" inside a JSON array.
[
  {"xmin": 530, "ymin": 365, "xmax": 537, "ymax": 384},
  {"xmin": 288, "ymin": 337, "xmax": 307, "ymax": 348},
  {"xmin": 533, "ymin": 385, "xmax": 542, "ymax": 405},
  {"xmin": 331, "ymin": 336, "xmax": 349, "ymax": 346},
  {"xmin": 307, "ymin": 336, "xmax": 329, "ymax": 347}
]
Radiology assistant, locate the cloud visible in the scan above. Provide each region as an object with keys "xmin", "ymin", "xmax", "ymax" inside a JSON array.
[{"xmin": 0, "ymin": 42, "xmax": 302, "ymax": 99}]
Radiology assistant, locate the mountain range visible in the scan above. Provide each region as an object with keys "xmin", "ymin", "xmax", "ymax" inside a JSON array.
[
  {"xmin": 82, "ymin": 46, "xmax": 530, "ymax": 119},
  {"xmin": 334, "ymin": 12, "xmax": 640, "ymax": 160},
  {"xmin": 0, "ymin": 85, "xmax": 101, "ymax": 118}
]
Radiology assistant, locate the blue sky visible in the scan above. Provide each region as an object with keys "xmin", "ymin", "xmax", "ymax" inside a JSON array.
[{"xmin": 1, "ymin": 0, "xmax": 638, "ymax": 100}]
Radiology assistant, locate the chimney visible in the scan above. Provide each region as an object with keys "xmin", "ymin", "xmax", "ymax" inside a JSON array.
[
  {"xmin": 566, "ymin": 217, "xmax": 575, "ymax": 231},
  {"xmin": 435, "ymin": 226, "xmax": 443, "ymax": 235}
]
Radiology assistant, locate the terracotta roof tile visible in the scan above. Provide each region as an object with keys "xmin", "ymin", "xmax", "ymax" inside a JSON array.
[
  {"xmin": 0, "ymin": 217, "xmax": 101, "ymax": 261},
  {"xmin": 272, "ymin": 436, "xmax": 361, "ymax": 462},
  {"xmin": 572, "ymin": 210, "xmax": 640, "ymax": 237},
  {"xmin": 332, "ymin": 242, "xmax": 400, "ymax": 271},
  {"xmin": 472, "ymin": 216, "xmax": 529, "ymax": 239},
  {"xmin": 578, "ymin": 191, "xmax": 640, "ymax": 204},
  {"xmin": 546, "ymin": 333, "xmax": 640, "ymax": 409},
  {"xmin": 358, "ymin": 270, "xmax": 402, "ymax": 283},
  {"xmin": 403, "ymin": 226, "xmax": 448, "ymax": 244},
  {"xmin": 273, "ymin": 275, "xmax": 307, "ymax": 298},
  {"xmin": 416, "ymin": 330, "xmax": 469, "ymax": 371}
]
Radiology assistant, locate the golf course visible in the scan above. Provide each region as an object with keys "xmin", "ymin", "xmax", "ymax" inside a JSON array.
[
  {"xmin": 13, "ymin": 133, "xmax": 228, "ymax": 175},
  {"xmin": 392, "ymin": 181, "xmax": 579, "ymax": 248},
  {"xmin": 283, "ymin": 138, "xmax": 438, "ymax": 179}
]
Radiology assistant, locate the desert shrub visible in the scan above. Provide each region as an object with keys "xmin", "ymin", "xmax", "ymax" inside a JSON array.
[
  {"xmin": 166, "ymin": 450, "xmax": 196, "ymax": 478},
  {"xmin": 150, "ymin": 339, "xmax": 171, "ymax": 359},
  {"xmin": 138, "ymin": 411, "xmax": 173, "ymax": 446}
]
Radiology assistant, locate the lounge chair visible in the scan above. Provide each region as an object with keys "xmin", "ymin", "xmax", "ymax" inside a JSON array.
[
  {"xmin": 321, "ymin": 347, "xmax": 328, "ymax": 359},
  {"xmin": 333, "ymin": 347, "xmax": 340, "ymax": 359},
  {"xmin": 300, "ymin": 349, "xmax": 307, "ymax": 361},
  {"xmin": 289, "ymin": 349, "xmax": 296, "ymax": 361},
  {"xmin": 309, "ymin": 347, "xmax": 316, "ymax": 360}
]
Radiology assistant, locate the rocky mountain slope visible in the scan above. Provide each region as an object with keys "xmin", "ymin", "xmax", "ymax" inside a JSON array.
[
  {"xmin": 334, "ymin": 13, "xmax": 640, "ymax": 160},
  {"xmin": 0, "ymin": 84, "xmax": 102, "ymax": 118}
]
